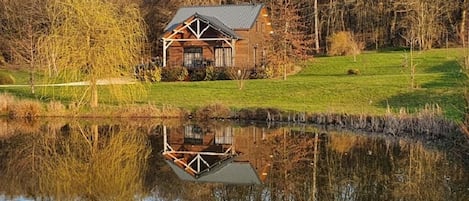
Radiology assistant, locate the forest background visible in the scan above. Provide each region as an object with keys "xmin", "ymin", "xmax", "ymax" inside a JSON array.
[{"xmin": 0, "ymin": 0, "xmax": 467, "ymax": 65}]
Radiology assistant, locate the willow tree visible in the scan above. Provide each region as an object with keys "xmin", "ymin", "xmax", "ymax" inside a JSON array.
[{"xmin": 40, "ymin": 0, "xmax": 146, "ymax": 108}]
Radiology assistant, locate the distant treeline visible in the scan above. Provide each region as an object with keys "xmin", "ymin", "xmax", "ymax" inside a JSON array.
[
  {"xmin": 141, "ymin": 0, "xmax": 469, "ymax": 56},
  {"xmin": 1, "ymin": 0, "xmax": 467, "ymax": 63}
]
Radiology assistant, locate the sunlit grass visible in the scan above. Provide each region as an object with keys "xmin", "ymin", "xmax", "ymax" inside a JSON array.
[
  {"xmin": 141, "ymin": 48, "xmax": 465, "ymax": 120},
  {"xmin": 0, "ymin": 48, "xmax": 466, "ymax": 121}
]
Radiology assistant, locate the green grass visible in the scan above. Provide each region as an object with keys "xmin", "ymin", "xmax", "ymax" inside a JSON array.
[
  {"xmin": 140, "ymin": 48, "xmax": 466, "ymax": 120},
  {"xmin": 1, "ymin": 48, "xmax": 466, "ymax": 121}
]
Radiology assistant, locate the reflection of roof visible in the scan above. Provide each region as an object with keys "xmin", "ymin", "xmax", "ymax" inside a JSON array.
[
  {"xmin": 165, "ymin": 4, "xmax": 263, "ymax": 31},
  {"xmin": 165, "ymin": 159, "xmax": 261, "ymax": 185}
]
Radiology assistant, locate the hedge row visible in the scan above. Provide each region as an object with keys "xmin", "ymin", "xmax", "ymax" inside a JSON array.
[{"xmin": 163, "ymin": 66, "xmax": 273, "ymax": 82}]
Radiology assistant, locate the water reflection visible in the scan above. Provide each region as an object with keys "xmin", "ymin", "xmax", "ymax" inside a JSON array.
[
  {"xmin": 0, "ymin": 118, "xmax": 151, "ymax": 201},
  {"xmin": 0, "ymin": 118, "xmax": 467, "ymax": 201},
  {"xmin": 162, "ymin": 123, "xmax": 269, "ymax": 185}
]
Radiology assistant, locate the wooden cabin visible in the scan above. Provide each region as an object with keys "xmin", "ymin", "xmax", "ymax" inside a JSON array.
[{"xmin": 162, "ymin": 4, "xmax": 272, "ymax": 68}]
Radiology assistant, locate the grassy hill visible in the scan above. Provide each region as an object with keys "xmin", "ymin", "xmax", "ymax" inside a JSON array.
[
  {"xmin": 0, "ymin": 48, "xmax": 466, "ymax": 121},
  {"xmin": 144, "ymin": 48, "xmax": 465, "ymax": 121}
]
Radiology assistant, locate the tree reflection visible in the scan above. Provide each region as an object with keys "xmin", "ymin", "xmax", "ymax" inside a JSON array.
[
  {"xmin": 0, "ymin": 119, "xmax": 151, "ymax": 200},
  {"xmin": 390, "ymin": 140, "xmax": 462, "ymax": 201},
  {"xmin": 0, "ymin": 119, "xmax": 468, "ymax": 201},
  {"xmin": 210, "ymin": 126, "xmax": 468, "ymax": 201},
  {"xmin": 265, "ymin": 126, "xmax": 319, "ymax": 201}
]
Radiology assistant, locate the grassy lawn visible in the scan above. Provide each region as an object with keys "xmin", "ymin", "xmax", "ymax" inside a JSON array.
[
  {"xmin": 142, "ymin": 48, "xmax": 465, "ymax": 120},
  {"xmin": 1, "ymin": 48, "xmax": 466, "ymax": 121}
]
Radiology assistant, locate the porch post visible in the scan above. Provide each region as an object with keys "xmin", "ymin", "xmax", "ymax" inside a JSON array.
[
  {"xmin": 163, "ymin": 39, "xmax": 168, "ymax": 67},
  {"xmin": 231, "ymin": 39, "xmax": 237, "ymax": 66},
  {"xmin": 163, "ymin": 125, "xmax": 168, "ymax": 152}
]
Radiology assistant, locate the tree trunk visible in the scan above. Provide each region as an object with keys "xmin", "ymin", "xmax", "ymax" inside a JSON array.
[
  {"xmin": 314, "ymin": 0, "xmax": 320, "ymax": 53},
  {"xmin": 462, "ymin": 0, "xmax": 467, "ymax": 47},
  {"xmin": 90, "ymin": 78, "xmax": 98, "ymax": 108},
  {"xmin": 92, "ymin": 124, "xmax": 99, "ymax": 153},
  {"xmin": 29, "ymin": 23, "xmax": 35, "ymax": 94}
]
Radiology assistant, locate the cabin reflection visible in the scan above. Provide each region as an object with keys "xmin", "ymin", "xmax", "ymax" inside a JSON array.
[{"xmin": 162, "ymin": 123, "xmax": 270, "ymax": 185}]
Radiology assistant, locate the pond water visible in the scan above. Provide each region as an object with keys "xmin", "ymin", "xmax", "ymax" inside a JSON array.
[{"xmin": 0, "ymin": 118, "xmax": 467, "ymax": 201}]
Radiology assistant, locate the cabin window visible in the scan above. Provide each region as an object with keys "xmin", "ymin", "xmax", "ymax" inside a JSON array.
[
  {"xmin": 183, "ymin": 47, "xmax": 202, "ymax": 67},
  {"xmin": 184, "ymin": 125, "xmax": 203, "ymax": 145},
  {"xmin": 215, "ymin": 127, "xmax": 233, "ymax": 145},
  {"xmin": 214, "ymin": 47, "xmax": 232, "ymax": 67}
]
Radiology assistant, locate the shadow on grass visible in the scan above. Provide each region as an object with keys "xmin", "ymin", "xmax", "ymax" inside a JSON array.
[
  {"xmin": 1, "ymin": 87, "xmax": 73, "ymax": 103},
  {"xmin": 420, "ymin": 73, "xmax": 464, "ymax": 88},
  {"xmin": 296, "ymin": 73, "xmax": 353, "ymax": 77},
  {"xmin": 420, "ymin": 60, "xmax": 464, "ymax": 88},
  {"xmin": 1, "ymin": 87, "xmax": 37, "ymax": 99},
  {"xmin": 377, "ymin": 46, "xmax": 410, "ymax": 53},
  {"xmin": 378, "ymin": 59, "xmax": 466, "ymax": 121},
  {"xmin": 378, "ymin": 89, "xmax": 464, "ymax": 120},
  {"xmin": 423, "ymin": 60, "xmax": 460, "ymax": 74}
]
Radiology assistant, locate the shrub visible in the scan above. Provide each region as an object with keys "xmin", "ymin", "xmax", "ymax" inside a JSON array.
[
  {"xmin": 264, "ymin": 67, "xmax": 274, "ymax": 79},
  {"xmin": 46, "ymin": 101, "xmax": 66, "ymax": 116},
  {"xmin": 0, "ymin": 55, "xmax": 5, "ymax": 65},
  {"xmin": 347, "ymin": 69, "xmax": 360, "ymax": 75},
  {"xmin": 327, "ymin": 31, "xmax": 364, "ymax": 56},
  {"xmin": 204, "ymin": 66, "xmax": 230, "ymax": 81},
  {"xmin": 0, "ymin": 93, "xmax": 15, "ymax": 114},
  {"xmin": 162, "ymin": 66, "xmax": 189, "ymax": 81},
  {"xmin": 215, "ymin": 67, "xmax": 230, "ymax": 80},
  {"xmin": 0, "ymin": 72, "xmax": 15, "ymax": 85},
  {"xmin": 8, "ymin": 100, "xmax": 42, "ymax": 119},
  {"xmin": 147, "ymin": 67, "xmax": 162, "ymax": 82},
  {"xmin": 204, "ymin": 66, "xmax": 216, "ymax": 81},
  {"xmin": 237, "ymin": 108, "xmax": 256, "ymax": 120},
  {"xmin": 249, "ymin": 67, "xmax": 274, "ymax": 79},
  {"xmin": 195, "ymin": 103, "xmax": 231, "ymax": 120},
  {"xmin": 189, "ymin": 68, "xmax": 206, "ymax": 81},
  {"xmin": 177, "ymin": 67, "xmax": 189, "ymax": 81},
  {"xmin": 135, "ymin": 63, "xmax": 161, "ymax": 82}
]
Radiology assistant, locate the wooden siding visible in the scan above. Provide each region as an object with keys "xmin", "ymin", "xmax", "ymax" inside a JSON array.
[
  {"xmin": 166, "ymin": 7, "xmax": 271, "ymax": 68},
  {"xmin": 234, "ymin": 7, "xmax": 271, "ymax": 68}
]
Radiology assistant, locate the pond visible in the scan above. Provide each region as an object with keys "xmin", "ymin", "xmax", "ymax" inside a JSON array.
[{"xmin": 0, "ymin": 118, "xmax": 467, "ymax": 201}]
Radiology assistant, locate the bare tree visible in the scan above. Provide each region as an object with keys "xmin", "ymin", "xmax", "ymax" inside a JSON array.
[
  {"xmin": 314, "ymin": 0, "xmax": 320, "ymax": 53},
  {"xmin": 1, "ymin": 0, "xmax": 49, "ymax": 94},
  {"xmin": 401, "ymin": 31, "xmax": 419, "ymax": 89},
  {"xmin": 461, "ymin": 0, "xmax": 468, "ymax": 47},
  {"xmin": 268, "ymin": 0, "xmax": 311, "ymax": 80}
]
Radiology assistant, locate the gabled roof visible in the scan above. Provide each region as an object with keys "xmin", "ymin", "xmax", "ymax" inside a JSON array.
[
  {"xmin": 164, "ymin": 4, "xmax": 264, "ymax": 32},
  {"xmin": 193, "ymin": 13, "xmax": 239, "ymax": 39}
]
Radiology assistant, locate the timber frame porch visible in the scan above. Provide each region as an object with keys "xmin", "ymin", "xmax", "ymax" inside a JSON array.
[
  {"xmin": 162, "ymin": 13, "xmax": 239, "ymax": 68},
  {"xmin": 162, "ymin": 4, "xmax": 271, "ymax": 69}
]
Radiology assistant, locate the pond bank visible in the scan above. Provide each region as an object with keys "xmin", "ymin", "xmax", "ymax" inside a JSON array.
[
  {"xmin": 1, "ymin": 97, "xmax": 468, "ymax": 168},
  {"xmin": 0, "ymin": 95, "xmax": 462, "ymax": 137}
]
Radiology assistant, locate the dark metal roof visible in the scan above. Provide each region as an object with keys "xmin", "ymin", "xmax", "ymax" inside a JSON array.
[
  {"xmin": 194, "ymin": 13, "xmax": 239, "ymax": 39},
  {"xmin": 164, "ymin": 4, "xmax": 263, "ymax": 32}
]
